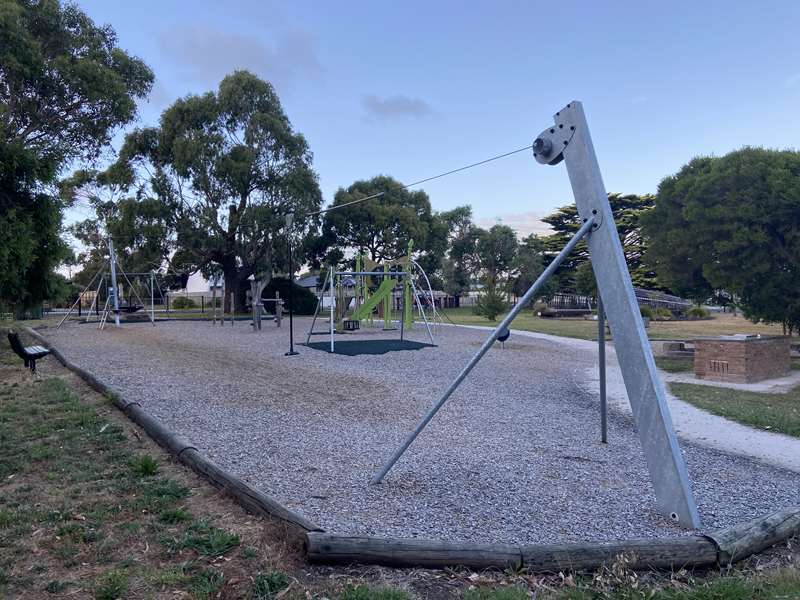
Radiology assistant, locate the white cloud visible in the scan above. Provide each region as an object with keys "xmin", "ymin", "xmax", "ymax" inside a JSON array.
[
  {"xmin": 362, "ymin": 94, "xmax": 436, "ymax": 120},
  {"xmin": 477, "ymin": 211, "xmax": 552, "ymax": 238},
  {"xmin": 158, "ymin": 25, "xmax": 322, "ymax": 90}
]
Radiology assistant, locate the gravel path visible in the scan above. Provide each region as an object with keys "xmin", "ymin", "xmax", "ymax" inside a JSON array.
[{"xmin": 44, "ymin": 319, "xmax": 800, "ymax": 544}]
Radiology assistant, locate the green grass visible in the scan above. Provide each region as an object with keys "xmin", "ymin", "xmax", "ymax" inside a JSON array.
[
  {"xmin": 669, "ymin": 382, "xmax": 800, "ymax": 437},
  {"xmin": 655, "ymin": 357, "xmax": 694, "ymax": 373},
  {"xmin": 436, "ymin": 307, "xmax": 788, "ymax": 342},
  {"xmin": 0, "ymin": 344, "xmax": 265, "ymax": 597},
  {"xmin": 131, "ymin": 453, "xmax": 159, "ymax": 476},
  {"xmin": 162, "ymin": 519, "xmax": 241, "ymax": 556},
  {"xmin": 251, "ymin": 570, "xmax": 289, "ymax": 599},
  {"xmin": 338, "ymin": 584, "xmax": 411, "ymax": 600}
]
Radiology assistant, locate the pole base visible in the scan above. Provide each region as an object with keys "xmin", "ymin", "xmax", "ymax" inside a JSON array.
[{"xmin": 285, "ymin": 350, "xmax": 299, "ymax": 356}]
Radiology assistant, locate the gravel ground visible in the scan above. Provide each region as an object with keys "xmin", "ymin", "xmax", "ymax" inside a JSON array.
[{"xmin": 43, "ymin": 318, "xmax": 800, "ymax": 544}]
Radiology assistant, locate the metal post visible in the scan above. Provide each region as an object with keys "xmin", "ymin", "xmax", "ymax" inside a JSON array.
[
  {"xmin": 399, "ymin": 291, "xmax": 405, "ymax": 341},
  {"xmin": 285, "ymin": 213, "xmax": 298, "ymax": 355},
  {"xmin": 306, "ymin": 271, "xmax": 327, "ymax": 344},
  {"xmin": 201, "ymin": 295, "xmax": 205, "ymax": 314},
  {"xmin": 372, "ymin": 217, "xmax": 596, "ymax": 484},
  {"xmin": 107, "ymin": 240, "xmax": 121, "ymax": 327},
  {"xmin": 598, "ymin": 295, "xmax": 607, "ymax": 443},
  {"xmin": 330, "ymin": 266, "xmax": 335, "ymax": 353},
  {"xmin": 275, "ymin": 291, "xmax": 282, "ymax": 328},
  {"xmin": 533, "ymin": 101, "xmax": 699, "ymax": 527},
  {"xmin": 151, "ymin": 271, "xmax": 155, "ymax": 325},
  {"xmin": 230, "ymin": 292, "xmax": 234, "ymax": 325},
  {"xmin": 56, "ymin": 263, "xmax": 106, "ymax": 329},
  {"xmin": 410, "ymin": 277, "xmax": 435, "ymax": 345},
  {"xmin": 212, "ymin": 287, "xmax": 217, "ymax": 325},
  {"xmin": 382, "ymin": 264, "xmax": 391, "ymax": 330}
]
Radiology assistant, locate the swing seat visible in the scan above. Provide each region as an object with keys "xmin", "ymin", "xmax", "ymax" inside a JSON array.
[
  {"xmin": 343, "ymin": 319, "xmax": 360, "ymax": 331},
  {"xmin": 115, "ymin": 305, "xmax": 143, "ymax": 314}
]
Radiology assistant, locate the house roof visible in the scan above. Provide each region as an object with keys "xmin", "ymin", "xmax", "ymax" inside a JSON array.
[{"xmin": 296, "ymin": 274, "xmax": 319, "ymax": 288}]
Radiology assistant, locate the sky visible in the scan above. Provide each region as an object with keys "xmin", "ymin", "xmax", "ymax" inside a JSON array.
[{"xmin": 70, "ymin": 0, "xmax": 800, "ymax": 237}]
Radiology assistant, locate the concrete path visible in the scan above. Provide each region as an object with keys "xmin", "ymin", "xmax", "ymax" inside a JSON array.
[
  {"xmin": 662, "ymin": 369, "xmax": 800, "ymax": 393},
  {"xmin": 449, "ymin": 323, "xmax": 800, "ymax": 474}
]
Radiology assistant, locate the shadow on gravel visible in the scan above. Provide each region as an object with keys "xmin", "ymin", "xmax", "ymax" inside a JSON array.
[{"xmin": 304, "ymin": 339, "xmax": 436, "ymax": 356}]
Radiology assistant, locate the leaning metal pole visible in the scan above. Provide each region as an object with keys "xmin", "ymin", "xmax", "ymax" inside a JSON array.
[
  {"xmin": 371, "ymin": 216, "xmax": 596, "ymax": 485},
  {"xmin": 533, "ymin": 101, "xmax": 699, "ymax": 527}
]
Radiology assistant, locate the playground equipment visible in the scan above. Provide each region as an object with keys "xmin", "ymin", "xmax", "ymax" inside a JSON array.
[
  {"xmin": 372, "ymin": 101, "xmax": 701, "ymax": 529},
  {"xmin": 306, "ymin": 242, "xmax": 436, "ymax": 352},
  {"xmin": 57, "ymin": 240, "xmax": 164, "ymax": 330},
  {"xmin": 248, "ymin": 275, "xmax": 284, "ymax": 331}
]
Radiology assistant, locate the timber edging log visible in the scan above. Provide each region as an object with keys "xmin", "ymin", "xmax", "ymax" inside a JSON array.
[
  {"xmin": 25, "ymin": 326, "xmax": 321, "ymax": 534},
  {"xmin": 306, "ymin": 507, "xmax": 800, "ymax": 571}
]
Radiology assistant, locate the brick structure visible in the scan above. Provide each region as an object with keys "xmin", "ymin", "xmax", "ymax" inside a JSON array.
[{"xmin": 694, "ymin": 335, "xmax": 790, "ymax": 383}]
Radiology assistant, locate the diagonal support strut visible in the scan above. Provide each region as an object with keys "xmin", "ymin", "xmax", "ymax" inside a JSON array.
[{"xmin": 371, "ymin": 216, "xmax": 596, "ymax": 485}]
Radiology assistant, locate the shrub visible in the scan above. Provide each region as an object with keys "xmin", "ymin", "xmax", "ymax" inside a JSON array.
[
  {"xmin": 639, "ymin": 305, "xmax": 654, "ymax": 319},
  {"xmin": 655, "ymin": 307, "xmax": 673, "ymax": 320},
  {"xmin": 263, "ymin": 277, "xmax": 317, "ymax": 315},
  {"xmin": 687, "ymin": 306, "xmax": 710, "ymax": 320},
  {"xmin": 171, "ymin": 296, "xmax": 197, "ymax": 309},
  {"xmin": 473, "ymin": 287, "xmax": 507, "ymax": 322}
]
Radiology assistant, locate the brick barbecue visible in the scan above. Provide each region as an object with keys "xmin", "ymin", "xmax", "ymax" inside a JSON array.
[{"xmin": 693, "ymin": 335, "xmax": 790, "ymax": 383}]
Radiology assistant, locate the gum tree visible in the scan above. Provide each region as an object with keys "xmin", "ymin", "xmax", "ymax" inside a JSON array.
[{"xmin": 112, "ymin": 71, "xmax": 322, "ymax": 312}]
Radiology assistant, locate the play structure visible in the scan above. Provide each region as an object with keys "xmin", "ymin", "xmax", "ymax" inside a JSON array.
[
  {"xmin": 57, "ymin": 240, "xmax": 164, "ymax": 330},
  {"xmin": 372, "ymin": 101, "xmax": 702, "ymax": 529},
  {"xmin": 305, "ymin": 241, "xmax": 436, "ymax": 352}
]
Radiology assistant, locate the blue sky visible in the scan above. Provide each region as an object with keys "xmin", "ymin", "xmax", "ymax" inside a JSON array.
[{"xmin": 72, "ymin": 0, "xmax": 800, "ymax": 236}]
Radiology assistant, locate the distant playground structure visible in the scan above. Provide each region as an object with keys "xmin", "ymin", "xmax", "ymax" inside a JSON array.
[{"xmin": 306, "ymin": 241, "xmax": 437, "ymax": 352}]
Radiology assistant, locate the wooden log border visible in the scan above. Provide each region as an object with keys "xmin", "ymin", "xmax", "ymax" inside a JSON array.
[
  {"xmin": 306, "ymin": 507, "xmax": 800, "ymax": 571},
  {"xmin": 24, "ymin": 327, "xmax": 321, "ymax": 533},
  {"xmin": 23, "ymin": 328, "xmax": 800, "ymax": 574}
]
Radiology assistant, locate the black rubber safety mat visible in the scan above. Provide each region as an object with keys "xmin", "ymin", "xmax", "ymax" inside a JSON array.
[{"xmin": 304, "ymin": 339, "xmax": 436, "ymax": 355}]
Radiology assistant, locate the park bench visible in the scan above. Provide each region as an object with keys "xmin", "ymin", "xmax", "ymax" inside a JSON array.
[{"xmin": 7, "ymin": 331, "xmax": 50, "ymax": 374}]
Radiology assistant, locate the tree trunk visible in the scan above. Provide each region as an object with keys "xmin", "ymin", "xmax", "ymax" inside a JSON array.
[{"xmin": 223, "ymin": 266, "xmax": 240, "ymax": 314}]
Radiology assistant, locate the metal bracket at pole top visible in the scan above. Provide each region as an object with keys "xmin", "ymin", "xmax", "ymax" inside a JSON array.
[{"xmin": 532, "ymin": 106, "xmax": 602, "ymax": 228}]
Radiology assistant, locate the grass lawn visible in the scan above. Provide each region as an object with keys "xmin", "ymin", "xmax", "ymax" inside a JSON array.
[
  {"xmin": 655, "ymin": 357, "xmax": 695, "ymax": 373},
  {"xmin": 669, "ymin": 382, "xmax": 800, "ymax": 438},
  {"xmin": 437, "ymin": 307, "xmax": 788, "ymax": 342},
  {"xmin": 1, "ymin": 326, "xmax": 799, "ymax": 599}
]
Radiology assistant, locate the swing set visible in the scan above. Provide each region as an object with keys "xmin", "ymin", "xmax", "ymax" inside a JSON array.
[
  {"xmin": 57, "ymin": 240, "xmax": 167, "ymax": 330},
  {"xmin": 306, "ymin": 241, "xmax": 437, "ymax": 352}
]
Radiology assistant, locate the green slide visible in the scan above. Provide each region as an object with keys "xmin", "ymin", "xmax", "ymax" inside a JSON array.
[{"xmin": 351, "ymin": 277, "xmax": 396, "ymax": 322}]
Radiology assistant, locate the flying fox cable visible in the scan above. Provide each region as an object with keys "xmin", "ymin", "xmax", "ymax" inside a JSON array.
[{"xmin": 302, "ymin": 143, "xmax": 534, "ymax": 219}]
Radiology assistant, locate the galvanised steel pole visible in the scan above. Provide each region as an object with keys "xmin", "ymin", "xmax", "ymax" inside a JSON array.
[
  {"xmin": 533, "ymin": 101, "xmax": 699, "ymax": 527},
  {"xmin": 107, "ymin": 239, "xmax": 121, "ymax": 327},
  {"xmin": 599, "ymin": 295, "xmax": 607, "ymax": 443},
  {"xmin": 371, "ymin": 217, "xmax": 596, "ymax": 484},
  {"xmin": 285, "ymin": 212, "xmax": 299, "ymax": 356}
]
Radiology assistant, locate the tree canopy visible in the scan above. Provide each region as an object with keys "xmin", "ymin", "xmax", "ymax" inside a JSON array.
[
  {"xmin": 541, "ymin": 193, "xmax": 657, "ymax": 291},
  {"xmin": 103, "ymin": 70, "xmax": 321, "ymax": 311},
  {"xmin": 0, "ymin": 0, "xmax": 153, "ymax": 314},
  {"xmin": 320, "ymin": 176, "xmax": 435, "ymax": 262},
  {"xmin": 643, "ymin": 147, "xmax": 800, "ymax": 332}
]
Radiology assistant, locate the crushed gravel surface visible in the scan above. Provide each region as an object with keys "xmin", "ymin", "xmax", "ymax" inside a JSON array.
[{"xmin": 43, "ymin": 319, "xmax": 800, "ymax": 544}]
